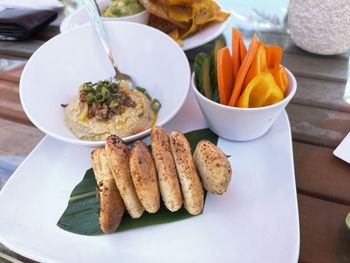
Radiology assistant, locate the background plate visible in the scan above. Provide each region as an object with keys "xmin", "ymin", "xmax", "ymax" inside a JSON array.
[
  {"xmin": 0, "ymin": 90, "xmax": 299, "ymax": 263},
  {"xmin": 60, "ymin": 6, "xmax": 230, "ymax": 51}
]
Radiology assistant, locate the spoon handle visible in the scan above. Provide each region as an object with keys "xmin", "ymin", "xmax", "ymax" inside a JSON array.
[{"xmin": 81, "ymin": 0, "xmax": 120, "ymax": 75}]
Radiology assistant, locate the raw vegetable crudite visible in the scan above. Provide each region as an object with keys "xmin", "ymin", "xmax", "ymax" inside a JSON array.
[
  {"xmin": 237, "ymin": 72, "xmax": 284, "ymax": 108},
  {"xmin": 194, "ymin": 28, "xmax": 289, "ymax": 108},
  {"xmin": 217, "ymin": 47, "xmax": 233, "ymax": 105},
  {"xmin": 228, "ymin": 34, "xmax": 258, "ymax": 107}
]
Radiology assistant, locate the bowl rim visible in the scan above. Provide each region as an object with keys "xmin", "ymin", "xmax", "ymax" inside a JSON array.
[
  {"xmin": 19, "ymin": 21, "xmax": 190, "ymax": 147},
  {"xmin": 91, "ymin": 0, "xmax": 149, "ymax": 20},
  {"xmin": 101, "ymin": 10, "xmax": 149, "ymax": 20},
  {"xmin": 191, "ymin": 67, "xmax": 297, "ymax": 112}
]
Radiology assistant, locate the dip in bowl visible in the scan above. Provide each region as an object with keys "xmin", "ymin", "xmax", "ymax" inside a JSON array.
[
  {"xmin": 64, "ymin": 80, "xmax": 160, "ymax": 141},
  {"xmin": 60, "ymin": 0, "xmax": 149, "ymax": 33},
  {"xmin": 101, "ymin": 0, "xmax": 149, "ymax": 23},
  {"xmin": 20, "ymin": 22, "xmax": 190, "ymax": 147},
  {"xmin": 103, "ymin": 0, "xmax": 144, "ymax": 18}
]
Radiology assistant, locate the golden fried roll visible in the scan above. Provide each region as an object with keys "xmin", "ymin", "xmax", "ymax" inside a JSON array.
[
  {"xmin": 151, "ymin": 126, "xmax": 182, "ymax": 212},
  {"xmin": 91, "ymin": 147, "xmax": 125, "ymax": 234},
  {"xmin": 105, "ymin": 135, "xmax": 144, "ymax": 218},
  {"xmin": 130, "ymin": 141, "xmax": 160, "ymax": 213},
  {"xmin": 193, "ymin": 140, "xmax": 232, "ymax": 195},
  {"xmin": 169, "ymin": 131, "xmax": 204, "ymax": 215}
]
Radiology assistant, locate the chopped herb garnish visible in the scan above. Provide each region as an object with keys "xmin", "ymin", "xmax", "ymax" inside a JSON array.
[
  {"xmin": 77, "ymin": 80, "xmax": 160, "ymax": 120},
  {"xmin": 151, "ymin": 99, "xmax": 161, "ymax": 113},
  {"xmin": 136, "ymin": 87, "xmax": 146, "ymax": 93},
  {"xmin": 136, "ymin": 87, "xmax": 152, "ymax": 101},
  {"xmin": 78, "ymin": 80, "xmax": 136, "ymax": 120}
]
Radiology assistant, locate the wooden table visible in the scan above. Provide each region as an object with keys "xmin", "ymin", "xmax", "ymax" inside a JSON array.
[{"xmin": 1, "ymin": 7, "xmax": 350, "ymax": 263}]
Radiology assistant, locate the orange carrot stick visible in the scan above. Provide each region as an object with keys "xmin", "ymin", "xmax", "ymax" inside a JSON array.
[
  {"xmin": 232, "ymin": 28, "xmax": 241, "ymax": 83},
  {"xmin": 217, "ymin": 47, "xmax": 233, "ymax": 105},
  {"xmin": 228, "ymin": 34, "xmax": 259, "ymax": 107},
  {"xmin": 268, "ymin": 46, "xmax": 282, "ymax": 69},
  {"xmin": 272, "ymin": 65, "xmax": 288, "ymax": 95},
  {"xmin": 264, "ymin": 44, "xmax": 272, "ymax": 67},
  {"xmin": 243, "ymin": 44, "xmax": 267, "ymax": 88},
  {"xmin": 239, "ymin": 36, "xmax": 247, "ymax": 63}
]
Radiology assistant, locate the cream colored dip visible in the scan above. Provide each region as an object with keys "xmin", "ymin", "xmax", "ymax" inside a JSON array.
[{"xmin": 64, "ymin": 87, "xmax": 155, "ymax": 140}]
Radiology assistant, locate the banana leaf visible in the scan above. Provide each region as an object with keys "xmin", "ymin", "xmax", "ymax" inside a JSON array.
[{"xmin": 57, "ymin": 128, "xmax": 218, "ymax": 235}]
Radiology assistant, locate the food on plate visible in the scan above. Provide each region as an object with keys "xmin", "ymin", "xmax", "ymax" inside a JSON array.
[
  {"xmin": 346, "ymin": 212, "xmax": 350, "ymax": 231},
  {"xmin": 105, "ymin": 135, "xmax": 145, "ymax": 218},
  {"xmin": 169, "ymin": 130, "xmax": 204, "ymax": 215},
  {"xmin": 89, "ymin": 127, "xmax": 231, "ymax": 233},
  {"xmin": 194, "ymin": 28, "xmax": 289, "ymax": 108},
  {"xmin": 91, "ymin": 147, "xmax": 125, "ymax": 234},
  {"xmin": 150, "ymin": 126, "xmax": 183, "ymax": 212},
  {"xmin": 141, "ymin": 0, "xmax": 229, "ymax": 45},
  {"xmin": 130, "ymin": 141, "xmax": 160, "ymax": 213},
  {"xmin": 217, "ymin": 47, "xmax": 233, "ymax": 105},
  {"xmin": 193, "ymin": 140, "xmax": 232, "ymax": 195},
  {"xmin": 103, "ymin": 0, "xmax": 145, "ymax": 17},
  {"xmin": 64, "ymin": 80, "xmax": 160, "ymax": 141}
]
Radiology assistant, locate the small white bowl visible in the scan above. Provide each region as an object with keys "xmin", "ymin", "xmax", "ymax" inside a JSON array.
[
  {"xmin": 99, "ymin": 0, "xmax": 149, "ymax": 24},
  {"xmin": 20, "ymin": 21, "xmax": 190, "ymax": 147},
  {"xmin": 60, "ymin": 0, "xmax": 149, "ymax": 32},
  {"xmin": 192, "ymin": 68, "xmax": 297, "ymax": 141}
]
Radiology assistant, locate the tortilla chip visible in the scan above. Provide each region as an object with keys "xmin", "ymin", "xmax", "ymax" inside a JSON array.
[
  {"xmin": 168, "ymin": 5, "xmax": 192, "ymax": 22},
  {"xmin": 149, "ymin": 14, "xmax": 178, "ymax": 33},
  {"xmin": 141, "ymin": 0, "xmax": 230, "ymax": 43},
  {"xmin": 161, "ymin": 0, "xmax": 201, "ymax": 5}
]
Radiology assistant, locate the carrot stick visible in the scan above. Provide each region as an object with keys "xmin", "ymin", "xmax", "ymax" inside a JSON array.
[
  {"xmin": 264, "ymin": 44, "xmax": 272, "ymax": 67},
  {"xmin": 243, "ymin": 44, "xmax": 267, "ymax": 88},
  {"xmin": 228, "ymin": 34, "xmax": 259, "ymax": 107},
  {"xmin": 268, "ymin": 46, "xmax": 282, "ymax": 69},
  {"xmin": 232, "ymin": 28, "xmax": 241, "ymax": 83},
  {"xmin": 217, "ymin": 47, "xmax": 233, "ymax": 105},
  {"xmin": 272, "ymin": 65, "xmax": 288, "ymax": 95},
  {"xmin": 239, "ymin": 36, "xmax": 247, "ymax": 63}
]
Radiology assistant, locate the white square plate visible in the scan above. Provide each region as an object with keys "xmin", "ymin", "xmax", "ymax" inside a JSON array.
[{"xmin": 0, "ymin": 91, "xmax": 299, "ymax": 263}]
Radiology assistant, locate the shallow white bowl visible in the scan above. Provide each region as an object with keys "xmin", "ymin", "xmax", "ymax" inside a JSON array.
[
  {"xmin": 61, "ymin": 0, "xmax": 149, "ymax": 32},
  {"xmin": 20, "ymin": 21, "xmax": 190, "ymax": 147},
  {"xmin": 192, "ymin": 68, "xmax": 297, "ymax": 141},
  {"xmin": 99, "ymin": 0, "xmax": 149, "ymax": 24}
]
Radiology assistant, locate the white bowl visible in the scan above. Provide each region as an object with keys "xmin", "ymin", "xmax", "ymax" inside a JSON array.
[
  {"xmin": 192, "ymin": 68, "xmax": 297, "ymax": 141},
  {"xmin": 20, "ymin": 21, "xmax": 190, "ymax": 147},
  {"xmin": 60, "ymin": 0, "xmax": 149, "ymax": 32},
  {"xmin": 99, "ymin": 0, "xmax": 149, "ymax": 24}
]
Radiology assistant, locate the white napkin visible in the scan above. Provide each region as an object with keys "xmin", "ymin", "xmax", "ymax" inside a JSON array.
[
  {"xmin": 0, "ymin": 0, "xmax": 64, "ymax": 12},
  {"xmin": 334, "ymin": 132, "xmax": 350, "ymax": 164}
]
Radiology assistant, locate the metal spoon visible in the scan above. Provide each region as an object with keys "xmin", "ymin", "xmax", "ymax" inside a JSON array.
[{"xmin": 81, "ymin": 0, "xmax": 134, "ymax": 86}]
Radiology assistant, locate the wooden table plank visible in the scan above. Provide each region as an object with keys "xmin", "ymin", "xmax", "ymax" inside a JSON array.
[
  {"xmin": 298, "ymin": 194, "xmax": 350, "ymax": 263},
  {"xmin": 294, "ymin": 142, "xmax": 350, "ymax": 205},
  {"xmin": 284, "ymin": 40, "xmax": 350, "ymax": 61},
  {"xmin": 0, "ymin": 80, "xmax": 33, "ymax": 125},
  {"xmin": 283, "ymin": 53, "xmax": 349, "ymax": 83},
  {"xmin": 293, "ymin": 77, "xmax": 350, "ymax": 113},
  {"xmin": 0, "ymin": 40, "xmax": 46, "ymax": 59},
  {"xmin": 0, "ymin": 118, "xmax": 43, "ymax": 155},
  {"xmin": 0, "ymin": 64, "xmax": 25, "ymax": 83},
  {"xmin": 287, "ymin": 103, "xmax": 350, "ymax": 148}
]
